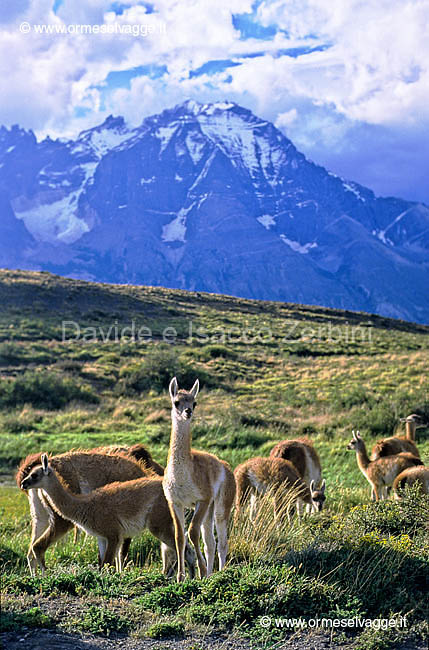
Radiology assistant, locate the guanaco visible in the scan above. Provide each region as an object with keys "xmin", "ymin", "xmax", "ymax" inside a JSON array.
[
  {"xmin": 234, "ymin": 456, "xmax": 326, "ymax": 522},
  {"xmin": 93, "ymin": 443, "xmax": 164, "ymax": 476},
  {"xmin": 270, "ymin": 438, "xmax": 324, "ymax": 512},
  {"xmin": 393, "ymin": 466, "xmax": 429, "ymax": 498},
  {"xmin": 72, "ymin": 443, "xmax": 164, "ymax": 544},
  {"xmin": 20, "ymin": 454, "xmax": 196, "ymax": 576},
  {"xmin": 371, "ymin": 414, "xmax": 423, "ymax": 460},
  {"xmin": 17, "ymin": 450, "xmax": 148, "ymax": 574},
  {"xmin": 163, "ymin": 378, "xmax": 236, "ymax": 582},
  {"xmin": 347, "ymin": 430, "xmax": 423, "ymax": 501}
]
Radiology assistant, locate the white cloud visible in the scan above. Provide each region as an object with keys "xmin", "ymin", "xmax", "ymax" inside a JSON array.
[
  {"xmin": 275, "ymin": 108, "xmax": 298, "ymax": 129},
  {"xmin": 2, "ymin": 0, "xmax": 428, "ymax": 133},
  {"xmin": 0, "ymin": 0, "xmax": 428, "ymax": 202},
  {"xmin": 256, "ymin": 0, "xmax": 429, "ymax": 125}
]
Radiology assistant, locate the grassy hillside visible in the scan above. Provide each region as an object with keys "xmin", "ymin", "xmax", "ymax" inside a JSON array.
[{"xmin": 1, "ymin": 269, "xmax": 428, "ymax": 648}]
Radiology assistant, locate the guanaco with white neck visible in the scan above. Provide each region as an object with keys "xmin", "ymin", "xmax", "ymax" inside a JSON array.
[
  {"xmin": 162, "ymin": 378, "xmax": 236, "ymax": 582},
  {"xmin": 20, "ymin": 454, "xmax": 196, "ymax": 576},
  {"xmin": 347, "ymin": 430, "xmax": 423, "ymax": 501}
]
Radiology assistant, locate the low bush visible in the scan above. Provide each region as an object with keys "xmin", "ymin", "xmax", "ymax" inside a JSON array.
[
  {"xmin": 0, "ymin": 342, "xmax": 24, "ymax": 365},
  {"xmin": 146, "ymin": 620, "xmax": 185, "ymax": 639},
  {"xmin": 196, "ymin": 344, "xmax": 238, "ymax": 361},
  {"xmin": 0, "ymin": 607, "xmax": 54, "ymax": 632},
  {"xmin": 74, "ymin": 604, "xmax": 128, "ymax": 635},
  {"xmin": 117, "ymin": 347, "xmax": 219, "ymax": 395},
  {"xmin": 0, "ymin": 371, "xmax": 99, "ymax": 410}
]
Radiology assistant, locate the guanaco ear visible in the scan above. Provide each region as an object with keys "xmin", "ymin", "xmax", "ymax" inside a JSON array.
[
  {"xmin": 190, "ymin": 379, "xmax": 199, "ymax": 399},
  {"xmin": 41, "ymin": 453, "xmax": 49, "ymax": 474},
  {"xmin": 356, "ymin": 431, "xmax": 362, "ymax": 439},
  {"xmin": 169, "ymin": 377, "xmax": 178, "ymax": 400},
  {"xmin": 352, "ymin": 430, "xmax": 357, "ymax": 440},
  {"xmin": 321, "ymin": 479, "xmax": 326, "ymax": 493},
  {"xmin": 310, "ymin": 480, "xmax": 315, "ymax": 492}
]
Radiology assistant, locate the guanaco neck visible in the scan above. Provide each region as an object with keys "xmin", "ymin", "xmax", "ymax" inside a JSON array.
[
  {"xmin": 166, "ymin": 414, "xmax": 193, "ymax": 468},
  {"xmin": 301, "ymin": 485, "xmax": 312, "ymax": 504},
  {"xmin": 405, "ymin": 421, "xmax": 416, "ymax": 441},
  {"xmin": 355, "ymin": 442, "xmax": 371, "ymax": 473},
  {"xmin": 41, "ymin": 471, "xmax": 84, "ymax": 521}
]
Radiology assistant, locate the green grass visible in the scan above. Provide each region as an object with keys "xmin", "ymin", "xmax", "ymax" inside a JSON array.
[
  {"xmin": 0, "ymin": 269, "xmax": 428, "ymax": 648},
  {"xmin": 0, "ymin": 606, "xmax": 54, "ymax": 632}
]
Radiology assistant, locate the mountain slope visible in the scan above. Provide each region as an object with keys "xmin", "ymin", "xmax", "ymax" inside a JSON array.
[{"xmin": 0, "ymin": 101, "xmax": 428, "ymax": 323}]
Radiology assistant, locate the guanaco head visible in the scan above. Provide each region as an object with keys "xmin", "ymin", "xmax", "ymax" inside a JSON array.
[
  {"xmin": 20, "ymin": 453, "xmax": 51, "ymax": 490},
  {"xmin": 309, "ymin": 479, "xmax": 326, "ymax": 512},
  {"xmin": 400, "ymin": 414, "xmax": 424, "ymax": 426},
  {"xmin": 347, "ymin": 430, "xmax": 364, "ymax": 452},
  {"xmin": 169, "ymin": 377, "xmax": 199, "ymax": 421}
]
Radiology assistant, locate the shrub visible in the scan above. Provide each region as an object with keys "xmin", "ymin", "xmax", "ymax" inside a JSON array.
[
  {"xmin": 343, "ymin": 402, "xmax": 397, "ymax": 437},
  {"xmin": 333, "ymin": 386, "xmax": 376, "ymax": 411},
  {"xmin": 338, "ymin": 489, "xmax": 429, "ymax": 538},
  {"xmin": 137, "ymin": 581, "xmax": 201, "ymax": 614},
  {"xmin": 117, "ymin": 347, "xmax": 219, "ymax": 395},
  {"xmin": 75, "ymin": 605, "xmax": 128, "ymax": 635},
  {"xmin": 2, "ymin": 407, "xmax": 43, "ymax": 433},
  {"xmin": 0, "ymin": 607, "xmax": 53, "ymax": 632},
  {"xmin": 187, "ymin": 564, "xmax": 347, "ymax": 630},
  {"xmin": 196, "ymin": 344, "xmax": 237, "ymax": 361},
  {"xmin": 0, "ymin": 371, "xmax": 99, "ymax": 410},
  {"xmin": 146, "ymin": 620, "xmax": 185, "ymax": 639},
  {"xmin": 0, "ymin": 342, "xmax": 24, "ymax": 365},
  {"xmin": 3, "ymin": 566, "xmax": 168, "ymax": 599}
]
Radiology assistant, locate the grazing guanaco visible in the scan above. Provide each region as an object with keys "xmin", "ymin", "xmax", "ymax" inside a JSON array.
[
  {"xmin": 20, "ymin": 454, "xmax": 196, "ymax": 576},
  {"xmin": 269, "ymin": 438, "xmax": 324, "ymax": 512},
  {"xmin": 393, "ymin": 466, "xmax": 429, "ymax": 498},
  {"xmin": 17, "ymin": 450, "xmax": 148, "ymax": 574},
  {"xmin": 234, "ymin": 456, "xmax": 326, "ymax": 522},
  {"xmin": 347, "ymin": 430, "xmax": 423, "ymax": 501},
  {"xmin": 371, "ymin": 414, "xmax": 423, "ymax": 460},
  {"xmin": 163, "ymin": 378, "xmax": 236, "ymax": 583}
]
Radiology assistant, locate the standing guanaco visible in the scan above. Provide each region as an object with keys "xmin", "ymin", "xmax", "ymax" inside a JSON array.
[
  {"xmin": 21, "ymin": 454, "xmax": 196, "ymax": 576},
  {"xmin": 162, "ymin": 378, "xmax": 236, "ymax": 582},
  {"xmin": 347, "ymin": 430, "xmax": 423, "ymax": 500},
  {"xmin": 17, "ymin": 450, "xmax": 148, "ymax": 574}
]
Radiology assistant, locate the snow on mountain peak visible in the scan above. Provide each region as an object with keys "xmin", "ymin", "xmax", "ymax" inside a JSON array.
[
  {"xmin": 75, "ymin": 115, "xmax": 134, "ymax": 159},
  {"xmin": 153, "ymin": 100, "xmax": 286, "ymax": 180},
  {"xmin": 180, "ymin": 100, "xmax": 236, "ymax": 116},
  {"xmin": 192, "ymin": 106, "xmax": 285, "ymax": 182}
]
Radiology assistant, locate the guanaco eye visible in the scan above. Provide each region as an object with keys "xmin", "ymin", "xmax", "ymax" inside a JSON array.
[{"xmin": 174, "ymin": 400, "xmax": 180, "ymax": 408}]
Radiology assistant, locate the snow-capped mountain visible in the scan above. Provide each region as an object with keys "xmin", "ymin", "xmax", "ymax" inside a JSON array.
[{"xmin": 0, "ymin": 101, "xmax": 428, "ymax": 323}]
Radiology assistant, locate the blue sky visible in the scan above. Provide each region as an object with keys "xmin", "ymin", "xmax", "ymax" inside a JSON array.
[{"xmin": 1, "ymin": 0, "xmax": 428, "ymax": 204}]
